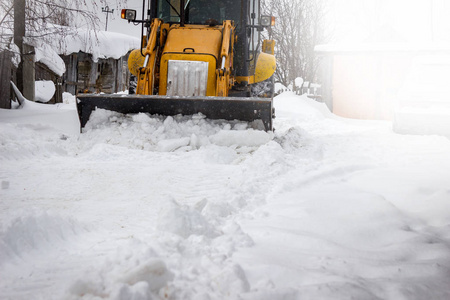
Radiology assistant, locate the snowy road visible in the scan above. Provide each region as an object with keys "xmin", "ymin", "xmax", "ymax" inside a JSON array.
[{"xmin": 1, "ymin": 92, "xmax": 450, "ymax": 299}]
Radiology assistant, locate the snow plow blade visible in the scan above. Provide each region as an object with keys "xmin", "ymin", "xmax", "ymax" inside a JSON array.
[{"xmin": 77, "ymin": 94, "xmax": 273, "ymax": 131}]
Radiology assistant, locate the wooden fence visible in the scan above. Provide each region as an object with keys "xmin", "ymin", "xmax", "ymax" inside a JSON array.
[
  {"xmin": 276, "ymin": 81, "xmax": 322, "ymax": 100},
  {"xmin": 0, "ymin": 51, "xmax": 12, "ymax": 109}
]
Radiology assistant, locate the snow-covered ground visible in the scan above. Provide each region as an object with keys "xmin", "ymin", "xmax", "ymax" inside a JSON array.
[{"xmin": 1, "ymin": 92, "xmax": 450, "ymax": 300}]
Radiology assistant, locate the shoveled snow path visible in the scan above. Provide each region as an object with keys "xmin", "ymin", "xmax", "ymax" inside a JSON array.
[
  {"xmin": 1, "ymin": 92, "xmax": 450, "ymax": 299},
  {"xmin": 0, "ymin": 108, "xmax": 287, "ymax": 299},
  {"xmin": 0, "ymin": 145, "xmax": 278, "ymax": 299},
  {"xmin": 233, "ymin": 93, "xmax": 450, "ymax": 299}
]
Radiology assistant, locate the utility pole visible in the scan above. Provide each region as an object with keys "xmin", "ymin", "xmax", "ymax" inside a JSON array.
[
  {"xmin": 14, "ymin": 0, "xmax": 25, "ymax": 93},
  {"xmin": 102, "ymin": 5, "xmax": 114, "ymax": 31}
]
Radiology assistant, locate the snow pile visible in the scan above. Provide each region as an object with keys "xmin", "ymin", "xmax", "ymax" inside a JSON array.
[
  {"xmin": 1, "ymin": 92, "xmax": 450, "ymax": 299},
  {"xmin": 0, "ymin": 211, "xmax": 85, "ymax": 265},
  {"xmin": 274, "ymin": 82, "xmax": 286, "ymax": 94},
  {"xmin": 63, "ymin": 92, "xmax": 77, "ymax": 105},
  {"xmin": 274, "ymin": 91, "xmax": 336, "ymax": 122},
  {"xmin": 393, "ymin": 55, "xmax": 450, "ymax": 138},
  {"xmin": 81, "ymin": 109, "xmax": 273, "ymax": 153},
  {"xmin": 294, "ymin": 77, "xmax": 304, "ymax": 88},
  {"xmin": 68, "ymin": 241, "xmax": 174, "ymax": 300},
  {"xmin": 5, "ymin": 41, "xmax": 21, "ymax": 67},
  {"xmin": 0, "ymin": 100, "xmax": 79, "ymax": 140},
  {"xmin": 35, "ymin": 80, "xmax": 56, "ymax": 102},
  {"xmin": 394, "ymin": 106, "xmax": 450, "ymax": 138}
]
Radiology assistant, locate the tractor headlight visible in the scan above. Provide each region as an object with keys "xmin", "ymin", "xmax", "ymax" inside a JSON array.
[
  {"xmin": 260, "ymin": 15, "xmax": 275, "ymax": 27},
  {"xmin": 121, "ymin": 9, "xmax": 137, "ymax": 21}
]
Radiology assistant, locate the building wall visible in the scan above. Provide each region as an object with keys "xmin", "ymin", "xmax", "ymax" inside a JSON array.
[
  {"xmin": 62, "ymin": 52, "xmax": 131, "ymax": 95},
  {"xmin": 318, "ymin": 47, "xmax": 450, "ymax": 120},
  {"xmin": 332, "ymin": 53, "xmax": 412, "ymax": 120},
  {"xmin": 317, "ymin": 55, "xmax": 334, "ymax": 111},
  {"xmin": 319, "ymin": 51, "xmax": 419, "ymax": 120}
]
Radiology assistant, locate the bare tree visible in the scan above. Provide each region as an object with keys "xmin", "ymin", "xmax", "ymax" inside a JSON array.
[
  {"xmin": 0, "ymin": 0, "xmax": 127, "ymax": 97},
  {"xmin": 1, "ymin": 0, "xmax": 105, "ymax": 49},
  {"xmin": 262, "ymin": 0, "xmax": 328, "ymax": 88}
]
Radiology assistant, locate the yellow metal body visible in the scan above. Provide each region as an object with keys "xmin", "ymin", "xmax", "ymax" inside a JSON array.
[
  {"xmin": 216, "ymin": 20, "xmax": 234, "ymax": 96},
  {"xmin": 235, "ymin": 52, "xmax": 276, "ymax": 84},
  {"xmin": 262, "ymin": 39, "xmax": 276, "ymax": 55},
  {"xmin": 128, "ymin": 49, "xmax": 146, "ymax": 76},
  {"xmin": 159, "ymin": 25, "xmax": 223, "ymax": 96},
  {"xmin": 130, "ymin": 18, "xmax": 275, "ymax": 97},
  {"xmin": 255, "ymin": 52, "xmax": 276, "ymax": 83},
  {"xmin": 78, "ymin": 5, "xmax": 278, "ymax": 132},
  {"xmin": 132, "ymin": 18, "xmax": 162, "ymax": 95},
  {"xmin": 160, "ymin": 54, "xmax": 218, "ymax": 96}
]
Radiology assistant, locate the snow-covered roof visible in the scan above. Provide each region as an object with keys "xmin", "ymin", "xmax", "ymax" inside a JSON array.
[
  {"xmin": 2, "ymin": 11, "xmax": 140, "ymax": 76},
  {"xmin": 24, "ymin": 26, "xmax": 140, "ymax": 76},
  {"xmin": 52, "ymin": 28, "xmax": 141, "ymax": 62},
  {"xmin": 26, "ymin": 28, "xmax": 140, "ymax": 61}
]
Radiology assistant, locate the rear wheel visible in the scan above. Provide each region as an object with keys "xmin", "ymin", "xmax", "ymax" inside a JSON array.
[{"xmin": 129, "ymin": 75, "xmax": 137, "ymax": 95}]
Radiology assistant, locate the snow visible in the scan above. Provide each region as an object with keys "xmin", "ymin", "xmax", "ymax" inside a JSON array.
[
  {"xmin": 1, "ymin": 91, "xmax": 450, "ymax": 299},
  {"xmin": 393, "ymin": 55, "xmax": 450, "ymax": 138},
  {"xmin": 24, "ymin": 25, "xmax": 140, "ymax": 74},
  {"xmin": 35, "ymin": 80, "xmax": 56, "ymax": 103},
  {"xmin": 394, "ymin": 105, "xmax": 450, "ymax": 138},
  {"xmin": 5, "ymin": 83, "xmax": 79, "ymax": 137},
  {"xmin": 52, "ymin": 28, "xmax": 141, "ymax": 62},
  {"xmin": 33, "ymin": 43, "xmax": 66, "ymax": 76},
  {"xmin": 315, "ymin": 42, "xmax": 450, "ymax": 54},
  {"xmin": 1, "ymin": 26, "xmax": 139, "ymax": 87},
  {"xmin": 294, "ymin": 77, "xmax": 304, "ymax": 87},
  {"xmin": 8, "ymin": 42, "xmax": 21, "ymax": 68},
  {"xmin": 274, "ymin": 82, "xmax": 287, "ymax": 94}
]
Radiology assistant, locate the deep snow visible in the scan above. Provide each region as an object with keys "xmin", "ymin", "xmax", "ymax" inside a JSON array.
[{"xmin": 1, "ymin": 92, "xmax": 450, "ymax": 300}]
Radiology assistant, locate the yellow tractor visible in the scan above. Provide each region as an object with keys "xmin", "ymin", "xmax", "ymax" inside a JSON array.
[{"xmin": 77, "ymin": 0, "xmax": 276, "ymax": 130}]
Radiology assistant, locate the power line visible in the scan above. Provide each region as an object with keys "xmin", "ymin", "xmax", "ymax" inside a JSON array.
[{"xmin": 102, "ymin": 5, "xmax": 114, "ymax": 31}]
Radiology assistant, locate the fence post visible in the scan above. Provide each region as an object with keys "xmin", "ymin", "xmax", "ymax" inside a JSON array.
[
  {"xmin": 23, "ymin": 44, "xmax": 35, "ymax": 101},
  {"xmin": 0, "ymin": 51, "xmax": 12, "ymax": 109}
]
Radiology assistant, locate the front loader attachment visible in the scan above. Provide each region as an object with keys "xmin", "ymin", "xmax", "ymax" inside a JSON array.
[{"xmin": 77, "ymin": 94, "xmax": 273, "ymax": 131}]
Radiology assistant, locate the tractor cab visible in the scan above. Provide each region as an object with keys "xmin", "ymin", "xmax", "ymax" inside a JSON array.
[{"xmin": 125, "ymin": 0, "xmax": 275, "ymax": 86}]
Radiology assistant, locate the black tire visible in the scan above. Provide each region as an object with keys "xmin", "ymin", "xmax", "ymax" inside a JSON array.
[{"xmin": 129, "ymin": 75, "xmax": 137, "ymax": 95}]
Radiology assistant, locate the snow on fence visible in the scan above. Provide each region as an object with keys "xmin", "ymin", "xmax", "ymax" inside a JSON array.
[{"xmin": 276, "ymin": 81, "xmax": 322, "ymax": 100}]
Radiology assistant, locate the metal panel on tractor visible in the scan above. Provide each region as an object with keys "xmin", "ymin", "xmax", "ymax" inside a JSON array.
[{"xmin": 167, "ymin": 60, "xmax": 209, "ymax": 96}]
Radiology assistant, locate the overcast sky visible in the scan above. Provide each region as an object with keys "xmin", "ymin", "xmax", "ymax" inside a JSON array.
[
  {"xmin": 328, "ymin": 0, "xmax": 450, "ymax": 44},
  {"xmin": 98, "ymin": 0, "xmax": 450, "ymax": 44},
  {"xmin": 94, "ymin": 0, "xmax": 143, "ymax": 36}
]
